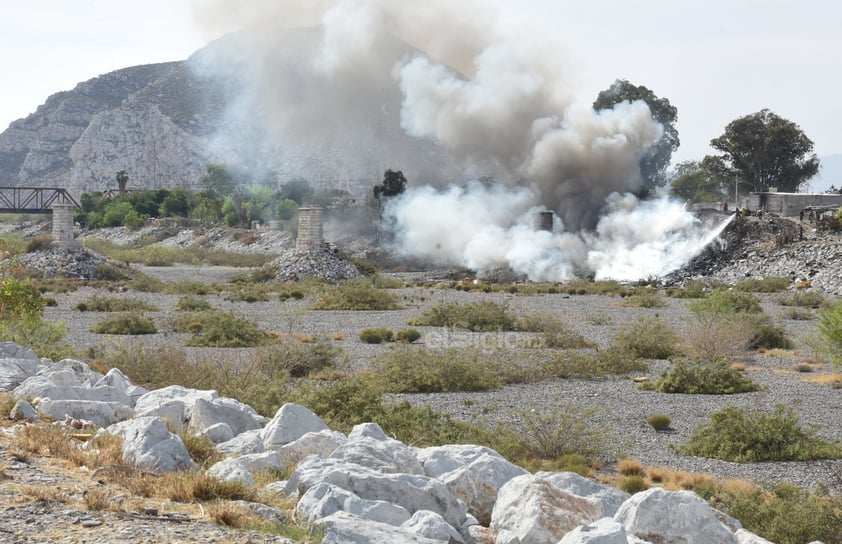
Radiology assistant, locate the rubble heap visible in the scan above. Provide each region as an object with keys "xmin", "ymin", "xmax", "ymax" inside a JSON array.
[
  {"xmin": 270, "ymin": 246, "xmax": 362, "ymax": 284},
  {"xmin": 10, "ymin": 244, "xmax": 110, "ymax": 280}
]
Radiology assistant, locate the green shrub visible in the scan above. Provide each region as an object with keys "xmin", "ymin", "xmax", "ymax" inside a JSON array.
[
  {"xmin": 130, "ymin": 273, "xmax": 167, "ymax": 293},
  {"xmin": 611, "ymin": 316, "xmax": 680, "ymax": 359},
  {"xmin": 539, "ymin": 349, "xmax": 648, "ymax": 379},
  {"xmin": 640, "ymin": 357, "xmax": 761, "ymax": 394},
  {"xmin": 820, "ymin": 300, "xmax": 842, "ymax": 369},
  {"xmin": 689, "ymin": 289, "xmax": 763, "ymax": 315},
  {"xmin": 0, "ymin": 317, "xmax": 75, "ymax": 361},
  {"xmin": 223, "ymin": 287, "xmax": 270, "ymax": 303},
  {"xmin": 164, "ymin": 281, "xmax": 215, "ymax": 295},
  {"xmin": 395, "ymin": 328, "xmax": 421, "ymax": 343},
  {"xmin": 777, "ymin": 290, "xmax": 827, "ymax": 308},
  {"xmin": 254, "ymin": 337, "xmax": 344, "ymax": 379},
  {"xmin": 140, "ymin": 246, "xmax": 182, "ymax": 266},
  {"xmin": 734, "ymin": 276, "xmax": 791, "ymax": 293},
  {"xmin": 743, "ymin": 313, "xmax": 792, "ymax": 350},
  {"xmin": 93, "ymin": 263, "xmax": 132, "ymax": 282},
  {"xmin": 517, "ymin": 314, "xmax": 593, "ymax": 349},
  {"xmin": 667, "ymin": 280, "xmax": 708, "ymax": 299},
  {"xmin": 410, "ymin": 300, "xmax": 517, "ymax": 332},
  {"xmin": 174, "ymin": 295, "xmax": 212, "ymax": 312},
  {"xmin": 0, "ymin": 277, "xmax": 43, "ymax": 319},
  {"xmin": 509, "ymin": 403, "xmax": 615, "ymax": 460},
  {"xmin": 677, "ymin": 403, "xmax": 842, "ymax": 462},
  {"xmin": 170, "ymin": 310, "xmax": 269, "ymax": 347},
  {"xmin": 278, "ymin": 289, "xmax": 305, "ymax": 301},
  {"xmin": 359, "ymin": 327, "xmax": 394, "ymax": 344},
  {"xmin": 371, "ymin": 347, "xmax": 505, "ymax": 392},
  {"xmin": 311, "ymin": 280, "xmax": 401, "ymax": 310},
  {"xmin": 77, "ymin": 294, "xmax": 159, "ymax": 312},
  {"xmin": 647, "ymin": 413, "xmax": 672, "ymax": 431},
  {"xmin": 782, "ymin": 308, "xmax": 815, "ymax": 321},
  {"xmin": 621, "ymin": 287, "xmax": 667, "ymax": 308},
  {"xmin": 618, "ymin": 475, "xmax": 649, "ymax": 494},
  {"xmin": 90, "ymin": 313, "xmax": 157, "ymax": 335}
]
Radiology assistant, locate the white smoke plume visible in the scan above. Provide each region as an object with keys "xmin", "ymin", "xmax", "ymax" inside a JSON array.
[{"xmin": 190, "ymin": 0, "xmax": 725, "ymax": 281}]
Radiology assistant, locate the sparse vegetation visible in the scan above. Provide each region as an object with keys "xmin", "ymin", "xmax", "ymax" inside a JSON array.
[
  {"xmin": 621, "ymin": 287, "xmax": 667, "ymax": 308},
  {"xmin": 676, "ymin": 403, "xmax": 842, "ymax": 462},
  {"xmin": 90, "ymin": 313, "xmax": 158, "ymax": 335},
  {"xmin": 611, "ymin": 316, "xmax": 680, "ymax": 359},
  {"xmin": 170, "ymin": 310, "xmax": 269, "ymax": 347},
  {"xmin": 359, "ymin": 327, "xmax": 394, "ymax": 344},
  {"xmin": 174, "ymin": 294, "xmax": 213, "ymax": 311},
  {"xmin": 409, "ymin": 300, "xmax": 517, "ymax": 331},
  {"xmin": 647, "ymin": 414, "xmax": 672, "ymax": 431},
  {"xmin": 734, "ymin": 276, "xmax": 791, "ymax": 293},
  {"xmin": 640, "ymin": 357, "xmax": 761, "ymax": 394},
  {"xmin": 77, "ymin": 294, "xmax": 159, "ymax": 312},
  {"xmin": 310, "ymin": 280, "xmax": 401, "ymax": 310},
  {"xmin": 371, "ymin": 347, "xmax": 506, "ymax": 392},
  {"xmin": 777, "ymin": 290, "xmax": 826, "ymax": 308},
  {"xmin": 395, "ymin": 328, "xmax": 421, "ymax": 343}
]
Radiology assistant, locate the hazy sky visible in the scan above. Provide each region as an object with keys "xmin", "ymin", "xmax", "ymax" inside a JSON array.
[{"xmin": 1, "ymin": 0, "xmax": 840, "ymax": 166}]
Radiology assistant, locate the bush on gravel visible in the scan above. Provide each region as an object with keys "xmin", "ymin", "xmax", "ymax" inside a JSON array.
[
  {"xmin": 639, "ymin": 357, "xmax": 761, "ymax": 394},
  {"xmin": 90, "ymin": 313, "xmax": 157, "ymax": 335},
  {"xmin": 611, "ymin": 316, "xmax": 681, "ymax": 359},
  {"xmin": 170, "ymin": 310, "xmax": 269, "ymax": 347},
  {"xmin": 371, "ymin": 347, "xmax": 505, "ymax": 392},
  {"xmin": 410, "ymin": 300, "xmax": 516, "ymax": 332},
  {"xmin": 77, "ymin": 294, "xmax": 159, "ymax": 312},
  {"xmin": 733, "ymin": 276, "xmax": 791, "ymax": 293},
  {"xmin": 310, "ymin": 280, "xmax": 401, "ymax": 310}
]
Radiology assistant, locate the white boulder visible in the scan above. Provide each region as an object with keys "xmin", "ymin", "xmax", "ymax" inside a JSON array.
[
  {"xmin": 217, "ymin": 428, "xmax": 265, "ymax": 455},
  {"xmin": 538, "ymin": 472, "xmax": 630, "ymax": 518},
  {"xmin": 262, "ymin": 403, "xmax": 329, "ymax": 449},
  {"xmin": 735, "ymin": 529, "xmax": 776, "ymax": 544},
  {"xmin": 37, "ymin": 399, "xmax": 134, "ymax": 427},
  {"xmin": 9, "ymin": 399, "xmax": 38, "ymax": 421},
  {"xmin": 279, "ymin": 429, "xmax": 347, "ymax": 465},
  {"xmin": 199, "ymin": 422, "xmax": 234, "ymax": 444},
  {"xmin": 330, "ymin": 432, "xmax": 424, "ymax": 475},
  {"xmin": 490, "ymin": 474, "xmax": 603, "ymax": 544},
  {"xmin": 559, "ymin": 518, "xmax": 630, "ymax": 544},
  {"xmin": 187, "ymin": 397, "xmax": 263, "ymax": 437},
  {"xmin": 314, "ymin": 511, "xmax": 443, "ymax": 544},
  {"xmin": 296, "ymin": 482, "xmax": 412, "ymax": 526},
  {"xmin": 286, "ymin": 456, "xmax": 468, "ymax": 527},
  {"xmin": 417, "ymin": 444, "xmax": 529, "ymax": 525},
  {"xmin": 0, "ymin": 342, "xmax": 40, "ymax": 391},
  {"xmin": 101, "ymin": 416, "xmax": 196, "ymax": 472},
  {"xmin": 613, "ymin": 488, "xmax": 738, "ymax": 544},
  {"xmin": 207, "ymin": 457, "xmax": 255, "ymax": 487},
  {"xmin": 401, "ymin": 510, "xmax": 465, "ymax": 543},
  {"xmin": 94, "ymin": 368, "xmax": 147, "ymax": 406}
]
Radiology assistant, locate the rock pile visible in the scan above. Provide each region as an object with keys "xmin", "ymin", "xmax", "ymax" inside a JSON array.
[
  {"xmin": 665, "ymin": 214, "xmax": 842, "ymax": 295},
  {"xmin": 10, "ymin": 243, "xmax": 110, "ymax": 280},
  {"xmin": 269, "ymin": 246, "xmax": 362, "ymax": 284},
  {"xmin": 1, "ymin": 341, "xmax": 790, "ymax": 543}
]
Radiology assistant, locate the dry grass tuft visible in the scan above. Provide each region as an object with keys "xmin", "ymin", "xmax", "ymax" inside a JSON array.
[
  {"xmin": 0, "ymin": 459, "xmax": 9, "ymax": 479},
  {"xmin": 331, "ymin": 332, "xmax": 345, "ymax": 341},
  {"xmin": 719, "ymin": 478, "xmax": 759, "ymax": 496},
  {"xmin": 800, "ymin": 372, "xmax": 842, "ymax": 386},
  {"xmin": 616, "ymin": 458, "xmax": 645, "ymax": 476},
  {"xmin": 730, "ymin": 362, "xmax": 747, "ymax": 372},
  {"xmin": 20, "ymin": 485, "xmax": 69, "ymax": 503},
  {"xmin": 158, "ymin": 471, "xmax": 258, "ymax": 503},
  {"xmin": 205, "ymin": 501, "xmax": 257, "ymax": 528},
  {"xmin": 83, "ymin": 487, "xmax": 113, "ymax": 511}
]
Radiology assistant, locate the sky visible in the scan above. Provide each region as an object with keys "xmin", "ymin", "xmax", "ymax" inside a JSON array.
[{"xmin": 1, "ymin": 0, "xmax": 840, "ymax": 169}]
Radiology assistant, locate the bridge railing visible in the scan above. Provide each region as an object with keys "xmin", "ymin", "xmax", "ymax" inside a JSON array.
[{"xmin": 0, "ymin": 187, "xmax": 81, "ymax": 214}]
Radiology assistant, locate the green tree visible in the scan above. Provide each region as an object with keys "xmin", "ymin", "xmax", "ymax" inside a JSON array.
[
  {"xmin": 275, "ymin": 198, "xmax": 298, "ymax": 220},
  {"xmin": 710, "ymin": 109, "xmax": 819, "ymax": 193},
  {"xmin": 593, "ymin": 79, "xmax": 679, "ymax": 196},
  {"xmin": 669, "ymin": 157, "xmax": 733, "ymax": 202},
  {"xmin": 202, "ymin": 164, "xmax": 236, "ymax": 198},
  {"xmin": 159, "ymin": 189, "xmax": 191, "ymax": 217},
  {"xmin": 115, "ymin": 170, "xmax": 129, "ymax": 193},
  {"xmin": 819, "ymin": 301, "xmax": 842, "ymax": 369},
  {"xmin": 281, "ymin": 179, "xmax": 314, "ymax": 205},
  {"xmin": 373, "ymin": 169, "xmax": 407, "ymax": 201}
]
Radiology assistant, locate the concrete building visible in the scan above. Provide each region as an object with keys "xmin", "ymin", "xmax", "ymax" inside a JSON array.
[{"xmin": 739, "ymin": 191, "xmax": 842, "ymax": 218}]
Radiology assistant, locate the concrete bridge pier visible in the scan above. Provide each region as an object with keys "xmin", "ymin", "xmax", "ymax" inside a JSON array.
[{"xmin": 51, "ymin": 204, "xmax": 76, "ymax": 244}]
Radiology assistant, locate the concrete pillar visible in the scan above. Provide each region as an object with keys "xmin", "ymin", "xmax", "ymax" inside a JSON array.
[
  {"xmin": 51, "ymin": 204, "xmax": 75, "ymax": 243},
  {"xmin": 296, "ymin": 207, "xmax": 324, "ymax": 250}
]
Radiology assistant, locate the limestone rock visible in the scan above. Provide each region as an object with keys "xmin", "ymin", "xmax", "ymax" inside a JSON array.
[
  {"xmin": 537, "ymin": 471, "xmax": 630, "ymax": 518},
  {"xmin": 0, "ymin": 342, "xmax": 40, "ymax": 391},
  {"xmin": 207, "ymin": 458, "xmax": 255, "ymax": 487},
  {"xmin": 559, "ymin": 518, "xmax": 630, "ymax": 544},
  {"xmin": 330, "ymin": 434, "xmax": 424, "ymax": 475},
  {"xmin": 286, "ymin": 456, "xmax": 468, "ymax": 528},
  {"xmin": 314, "ymin": 511, "xmax": 443, "ymax": 544},
  {"xmin": 401, "ymin": 510, "xmax": 465, "ymax": 543},
  {"xmin": 613, "ymin": 488, "xmax": 737, "ymax": 544},
  {"xmin": 187, "ymin": 397, "xmax": 263, "ymax": 437},
  {"xmin": 278, "ymin": 429, "xmax": 347, "ymax": 465},
  {"xmin": 217, "ymin": 428, "xmax": 265, "ymax": 456},
  {"xmin": 200, "ymin": 422, "xmax": 234, "ymax": 444},
  {"xmin": 296, "ymin": 482, "xmax": 412, "ymax": 527},
  {"xmin": 94, "ymin": 368, "xmax": 147, "ymax": 406},
  {"xmin": 37, "ymin": 399, "xmax": 134, "ymax": 428},
  {"xmin": 490, "ymin": 474, "xmax": 603, "ymax": 544},
  {"xmin": 102, "ymin": 416, "xmax": 196, "ymax": 472},
  {"xmin": 9, "ymin": 399, "xmax": 38, "ymax": 421},
  {"xmin": 262, "ymin": 403, "xmax": 329, "ymax": 450}
]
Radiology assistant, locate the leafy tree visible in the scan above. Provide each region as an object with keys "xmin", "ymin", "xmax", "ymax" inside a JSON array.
[
  {"xmin": 373, "ymin": 170, "xmax": 407, "ymax": 201},
  {"xmin": 202, "ymin": 164, "xmax": 236, "ymax": 198},
  {"xmin": 102, "ymin": 201, "xmax": 135, "ymax": 227},
  {"xmin": 709, "ymin": 109, "xmax": 819, "ymax": 193},
  {"xmin": 819, "ymin": 301, "xmax": 842, "ymax": 369},
  {"xmin": 275, "ymin": 198, "xmax": 298, "ymax": 220},
  {"xmin": 115, "ymin": 170, "xmax": 129, "ymax": 193},
  {"xmin": 191, "ymin": 191, "xmax": 223, "ymax": 224},
  {"xmin": 669, "ymin": 157, "xmax": 733, "ymax": 202},
  {"xmin": 159, "ymin": 189, "xmax": 191, "ymax": 217},
  {"xmin": 281, "ymin": 179, "xmax": 314, "ymax": 205},
  {"xmin": 593, "ymin": 79, "xmax": 679, "ymax": 196}
]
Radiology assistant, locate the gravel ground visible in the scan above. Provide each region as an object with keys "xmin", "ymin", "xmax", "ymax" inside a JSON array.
[{"xmin": 41, "ymin": 264, "xmax": 842, "ymax": 493}]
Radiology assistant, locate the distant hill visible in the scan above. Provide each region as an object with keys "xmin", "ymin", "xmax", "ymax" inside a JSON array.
[
  {"xmin": 0, "ymin": 29, "xmax": 455, "ymax": 197},
  {"xmin": 807, "ymin": 154, "xmax": 842, "ymax": 193}
]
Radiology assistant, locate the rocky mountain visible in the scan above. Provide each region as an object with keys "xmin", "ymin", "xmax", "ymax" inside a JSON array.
[{"xmin": 0, "ymin": 29, "xmax": 461, "ymax": 199}]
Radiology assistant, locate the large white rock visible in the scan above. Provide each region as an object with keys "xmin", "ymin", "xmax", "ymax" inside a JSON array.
[
  {"xmin": 286, "ymin": 456, "xmax": 468, "ymax": 528},
  {"xmin": 94, "ymin": 368, "xmax": 147, "ymax": 406},
  {"xmin": 200, "ymin": 422, "xmax": 234, "ymax": 444},
  {"xmin": 9, "ymin": 399, "xmax": 38, "ymax": 421},
  {"xmin": 17, "ymin": 380, "xmax": 133, "ymax": 406},
  {"xmin": 187, "ymin": 397, "xmax": 263, "ymax": 437},
  {"xmin": 315, "ymin": 511, "xmax": 443, "ymax": 544},
  {"xmin": 133, "ymin": 385, "xmax": 218, "ymax": 418},
  {"xmin": 217, "ymin": 428, "xmax": 265, "ymax": 455},
  {"xmin": 262, "ymin": 403, "xmax": 329, "ymax": 449},
  {"xmin": 613, "ymin": 488, "xmax": 738, "ymax": 544},
  {"xmin": 296, "ymin": 482, "xmax": 412, "ymax": 526},
  {"xmin": 37, "ymin": 399, "xmax": 134, "ymax": 427},
  {"xmin": 348, "ymin": 422, "xmax": 390, "ymax": 441},
  {"xmin": 206, "ymin": 457, "xmax": 255, "ymax": 487},
  {"xmin": 417, "ymin": 444, "xmax": 529, "ymax": 525},
  {"xmin": 102, "ymin": 416, "xmax": 196, "ymax": 472},
  {"xmin": 330, "ymin": 434, "xmax": 424, "ymax": 475},
  {"xmin": 537, "ymin": 472, "xmax": 630, "ymax": 518},
  {"xmin": 0, "ymin": 344, "xmax": 40, "ymax": 391},
  {"xmin": 134, "ymin": 399, "xmax": 186, "ymax": 434},
  {"xmin": 490, "ymin": 474, "xmax": 603, "ymax": 544},
  {"xmin": 559, "ymin": 518, "xmax": 630, "ymax": 544},
  {"xmin": 278, "ymin": 429, "xmax": 347, "ymax": 465},
  {"xmin": 401, "ymin": 510, "xmax": 465, "ymax": 543}
]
